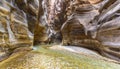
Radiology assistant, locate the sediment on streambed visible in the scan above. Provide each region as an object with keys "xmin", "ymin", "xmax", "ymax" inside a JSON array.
[
  {"xmin": 0, "ymin": 0, "xmax": 120, "ymax": 67},
  {"xmin": 0, "ymin": 46, "xmax": 120, "ymax": 69}
]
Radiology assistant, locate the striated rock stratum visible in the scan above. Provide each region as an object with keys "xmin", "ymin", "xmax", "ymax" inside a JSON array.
[{"xmin": 0, "ymin": 0, "xmax": 120, "ymax": 67}]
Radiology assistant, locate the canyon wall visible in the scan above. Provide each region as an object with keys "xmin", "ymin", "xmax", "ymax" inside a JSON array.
[{"xmin": 0, "ymin": 0, "xmax": 120, "ymax": 61}]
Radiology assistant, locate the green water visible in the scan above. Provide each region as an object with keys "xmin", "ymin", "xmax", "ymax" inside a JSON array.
[{"xmin": 0, "ymin": 46, "xmax": 119, "ymax": 69}]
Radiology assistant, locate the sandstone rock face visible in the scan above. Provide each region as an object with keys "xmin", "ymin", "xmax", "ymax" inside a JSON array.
[
  {"xmin": 0, "ymin": 0, "xmax": 120, "ymax": 62},
  {"xmin": 0, "ymin": 0, "xmax": 33, "ymax": 61},
  {"xmin": 61, "ymin": 0, "xmax": 120, "ymax": 61}
]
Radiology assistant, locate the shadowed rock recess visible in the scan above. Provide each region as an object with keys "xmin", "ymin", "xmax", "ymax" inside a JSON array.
[{"xmin": 0, "ymin": 0, "xmax": 120, "ymax": 69}]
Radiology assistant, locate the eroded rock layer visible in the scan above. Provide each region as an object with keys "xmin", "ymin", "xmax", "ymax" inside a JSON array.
[
  {"xmin": 42, "ymin": 0, "xmax": 120, "ymax": 61},
  {"xmin": 0, "ymin": 0, "xmax": 33, "ymax": 61},
  {"xmin": 0, "ymin": 0, "xmax": 120, "ymax": 61}
]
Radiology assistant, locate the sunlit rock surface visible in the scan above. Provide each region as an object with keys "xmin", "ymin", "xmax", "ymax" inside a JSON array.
[{"xmin": 0, "ymin": 0, "xmax": 33, "ymax": 61}]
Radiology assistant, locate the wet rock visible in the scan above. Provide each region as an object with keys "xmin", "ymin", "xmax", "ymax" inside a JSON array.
[{"xmin": 0, "ymin": 46, "xmax": 120, "ymax": 69}]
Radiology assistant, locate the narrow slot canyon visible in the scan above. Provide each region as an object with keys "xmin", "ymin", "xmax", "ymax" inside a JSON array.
[{"xmin": 0, "ymin": 0, "xmax": 120, "ymax": 69}]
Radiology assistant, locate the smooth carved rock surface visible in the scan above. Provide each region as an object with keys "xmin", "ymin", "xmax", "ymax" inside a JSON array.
[
  {"xmin": 0, "ymin": 0, "xmax": 120, "ymax": 62},
  {"xmin": 0, "ymin": 0, "xmax": 33, "ymax": 61},
  {"xmin": 60, "ymin": 0, "xmax": 120, "ymax": 61}
]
